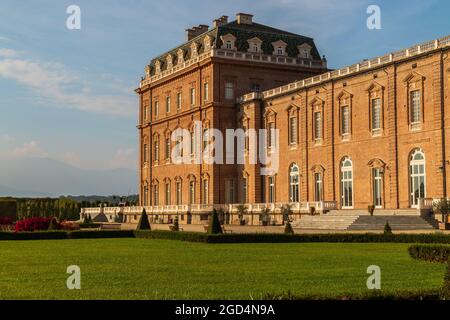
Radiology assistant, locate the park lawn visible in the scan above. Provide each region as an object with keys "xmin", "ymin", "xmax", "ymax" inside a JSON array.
[{"xmin": 0, "ymin": 239, "xmax": 446, "ymax": 300}]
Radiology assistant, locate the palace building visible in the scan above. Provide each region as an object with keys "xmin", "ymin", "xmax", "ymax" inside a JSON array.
[{"xmin": 134, "ymin": 13, "xmax": 450, "ymax": 222}]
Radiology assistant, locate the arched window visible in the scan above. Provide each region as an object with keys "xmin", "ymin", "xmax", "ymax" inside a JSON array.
[
  {"xmin": 341, "ymin": 157, "xmax": 353, "ymax": 209},
  {"xmin": 289, "ymin": 164, "xmax": 300, "ymax": 203},
  {"xmin": 410, "ymin": 149, "xmax": 426, "ymax": 207}
]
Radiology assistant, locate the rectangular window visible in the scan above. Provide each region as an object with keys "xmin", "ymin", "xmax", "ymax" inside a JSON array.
[
  {"xmin": 268, "ymin": 122, "xmax": 275, "ymax": 148},
  {"xmin": 143, "ymin": 144, "xmax": 148, "ymax": 163},
  {"xmin": 190, "ymin": 88, "xmax": 195, "ymax": 106},
  {"xmin": 314, "ymin": 112, "xmax": 322, "ymax": 141},
  {"xmin": 154, "ymin": 139, "xmax": 159, "ymax": 162},
  {"xmin": 410, "ymin": 90, "xmax": 421, "ymax": 124},
  {"xmin": 153, "ymin": 185, "xmax": 159, "ymax": 206},
  {"xmin": 225, "ymin": 82, "xmax": 234, "ymax": 100},
  {"xmin": 176, "ymin": 182, "xmax": 182, "ymax": 205},
  {"xmin": 289, "ymin": 116, "xmax": 297, "ymax": 145},
  {"xmin": 154, "ymin": 101, "xmax": 159, "ymax": 118},
  {"xmin": 190, "ymin": 131, "xmax": 195, "ymax": 156},
  {"xmin": 165, "ymin": 183, "xmax": 170, "ymax": 205},
  {"xmin": 203, "ymin": 129, "xmax": 209, "ymax": 151},
  {"xmin": 189, "ymin": 181, "xmax": 195, "ymax": 204},
  {"xmin": 251, "ymin": 83, "xmax": 261, "ymax": 92},
  {"xmin": 242, "ymin": 178, "xmax": 248, "ymax": 203},
  {"xmin": 166, "ymin": 96, "xmax": 171, "ymax": 113},
  {"xmin": 371, "ymin": 98, "xmax": 382, "ymax": 131},
  {"xmin": 341, "ymin": 105, "xmax": 350, "ymax": 135},
  {"xmin": 204, "ymin": 83, "xmax": 209, "ymax": 101},
  {"xmin": 314, "ymin": 173, "xmax": 323, "ymax": 202},
  {"xmin": 177, "ymin": 92, "xmax": 182, "ymax": 110},
  {"xmin": 165, "ymin": 138, "xmax": 170, "ymax": 160},
  {"xmin": 202, "ymin": 179, "xmax": 209, "ymax": 204},
  {"xmin": 143, "ymin": 102, "xmax": 148, "ymax": 121},
  {"xmin": 268, "ymin": 176, "xmax": 275, "ymax": 203}
]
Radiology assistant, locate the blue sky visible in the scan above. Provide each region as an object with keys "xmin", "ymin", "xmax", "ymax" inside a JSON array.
[{"xmin": 0, "ymin": 0, "xmax": 449, "ymax": 171}]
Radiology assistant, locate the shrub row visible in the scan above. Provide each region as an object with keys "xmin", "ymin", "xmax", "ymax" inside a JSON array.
[
  {"xmin": 262, "ymin": 289, "xmax": 442, "ymax": 300},
  {"xmin": 408, "ymin": 245, "xmax": 450, "ymax": 263},
  {"xmin": 134, "ymin": 231, "xmax": 450, "ymax": 244},
  {"xmin": 0, "ymin": 230, "xmax": 134, "ymax": 241}
]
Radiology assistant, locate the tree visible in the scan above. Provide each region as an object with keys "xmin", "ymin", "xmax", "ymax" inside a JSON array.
[
  {"xmin": 208, "ymin": 209, "xmax": 223, "ymax": 234},
  {"xmin": 384, "ymin": 221, "xmax": 392, "ymax": 235},
  {"xmin": 48, "ymin": 217, "xmax": 59, "ymax": 230},
  {"xmin": 137, "ymin": 208, "xmax": 151, "ymax": 230},
  {"xmin": 236, "ymin": 204, "xmax": 247, "ymax": 226},
  {"xmin": 433, "ymin": 198, "xmax": 450, "ymax": 224},
  {"xmin": 171, "ymin": 216, "xmax": 180, "ymax": 232},
  {"xmin": 284, "ymin": 221, "xmax": 294, "ymax": 235}
]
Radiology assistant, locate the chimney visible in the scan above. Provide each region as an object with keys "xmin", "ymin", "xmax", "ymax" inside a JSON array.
[
  {"xmin": 213, "ymin": 15, "xmax": 229, "ymax": 28},
  {"xmin": 185, "ymin": 24, "xmax": 209, "ymax": 41},
  {"xmin": 236, "ymin": 13, "xmax": 253, "ymax": 25}
]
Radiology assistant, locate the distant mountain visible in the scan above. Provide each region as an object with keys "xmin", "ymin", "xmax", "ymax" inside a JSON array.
[{"xmin": 0, "ymin": 157, "xmax": 137, "ymax": 197}]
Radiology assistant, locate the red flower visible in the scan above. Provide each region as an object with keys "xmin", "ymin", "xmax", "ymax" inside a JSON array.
[{"xmin": 15, "ymin": 217, "xmax": 53, "ymax": 232}]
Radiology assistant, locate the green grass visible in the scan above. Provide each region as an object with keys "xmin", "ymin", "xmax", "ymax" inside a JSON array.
[{"xmin": 0, "ymin": 239, "xmax": 446, "ymax": 299}]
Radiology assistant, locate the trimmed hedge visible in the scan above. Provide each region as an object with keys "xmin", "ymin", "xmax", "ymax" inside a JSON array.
[
  {"xmin": 408, "ymin": 245, "xmax": 450, "ymax": 263},
  {"xmin": 0, "ymin": 199, "xmax": 17, "ymax": 220},
  {"xmin": 263, "ymin": 289, "xmax": 441, "ymax": 300},
  {"xmin": 0, "ymin": 230, "xmax": 134, "ymax": 241},
  {"xmin": 134, "ymin": 231, "xmax": 450, "ymax": 244}
]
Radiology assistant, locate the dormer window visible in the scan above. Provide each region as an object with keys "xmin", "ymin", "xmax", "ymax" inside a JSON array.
[
  {"xmin": 177, "ymin": 49, "xmax": 185, "ymax": 64},
  {"xmin": 272, "ymin": 40, "xmax": 287, "ymax": 56},
  {"xmin": 166, "ymin": 55, "xmax": 173, "ymax": 69},
  {"xmin": 190, "ymin": 42, "xmax": 199, "ymax": 58},
  {"xmin": 154, "ymin": 60, "xmax": 161, "ymax": 75},
  {"xmin": 297, "ymin": 43, "xmax": 312, "ymax": 59},
  {"xmin": 220, "ymin": 33, "xmax": 237, "ymax": 50},
  {"xmin": 247, "ymin": 37, "xmax": 263, "ymax": 53}
]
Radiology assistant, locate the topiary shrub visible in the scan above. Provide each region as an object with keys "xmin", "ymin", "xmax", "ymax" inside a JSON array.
[
  {"xmin": 384, "ymin": 221, "xmax": 392, "ymax": 235},
  {"xmin": 48, "ymin": 217, "xmax": 60, "ymax": 230},
  {"xmin": 208, "ymin": 209, "xmax": 223, "ymax": 234},
  {"xmin": 284, "ymin": 221, "xmax": 294, "ymax": 235},
  {"xmin": 137, "ymin": 209, "xmax": 151, "ymax": 230},
  {"xmin": 170, "ymin": 216, "xmax": 180, "ymax": 232},
  {"xmin": 368, "ymin": 205, "xmax": 375, "ymax": 216}
]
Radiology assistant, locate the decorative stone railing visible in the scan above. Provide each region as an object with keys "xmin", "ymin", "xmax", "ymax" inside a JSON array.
[
  {"xmin": 139, "ymin": 48, "xmax": 327, "ymax": 87},
  {"xmin": 237, "ymin": 35, "xmax": 450, "ymax": 104},
  {"xmin": 80, "ymin": 201, "xmax": 338, "ymax": 218}
]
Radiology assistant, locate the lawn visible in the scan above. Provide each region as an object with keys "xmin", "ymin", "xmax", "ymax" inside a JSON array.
[{"xmin": 0, "ymin": 239, "xmax": 446, "ymax": 299}]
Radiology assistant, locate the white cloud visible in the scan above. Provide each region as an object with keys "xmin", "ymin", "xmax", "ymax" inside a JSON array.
[
  {"xmin": 110, "ymin": 148, "xmax": 136, "ymax": 169},
  {"xmin": 11, "ymin": 141, "xmax": 48, "ymax": 158},
  {"xmin": 0, "ymin": 49, "xmax": 135, "ymax": 116},
  {"xmin": 0, "ymin": 133, "xmax": 14, "ymax": 142},
  {"xmin": 0, "ymin": 48, "xmax": 18, "ymax": 58}
]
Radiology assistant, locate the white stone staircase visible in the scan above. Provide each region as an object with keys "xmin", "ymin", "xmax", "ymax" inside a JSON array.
[{"xmin": 291, "ymin": 214, "xmax": 360, "ymax": 230}]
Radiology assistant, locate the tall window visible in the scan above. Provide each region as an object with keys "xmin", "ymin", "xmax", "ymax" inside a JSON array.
[
  {"xmin": 165, "ymin": 138, "xmax": 170, "ymax": 160},
  {"xmin": 341, "ymin": 105, "xmax": 350, "ymax": 136},
  {"xmin": 267, "ymin": 122, "xmax": 275, "ymax": 148},
  {"xmin": 225, "ymin": 40, "xmax": 232, "ymax": 50},
  {"xmin": 371, "ymin": 98, "xmax": 382, "ymax": 133},
  {"xmin": 165, "ymin": 182, "xmax": 171, "ymax": 205},
  {"xmin": 176, "ymin": 181, "xmax": 182, "ymax": 205},
  {"xmin": 289, "ymin": 164, "xmax": 300, "ymax": 203},
  {"xmin": 189, "ymin": 181, "xmax": 196, "ymax": 204},
  {"xmin": 203, "ymin": 128, "xmax": 209, "ymax": 151},
  {"xmin": 202, "ymin": 179, "xmax": 209, "ymax": 204},
  {"xmin": 372, "ymin": 168, "xmax": 383, "ymax": 208},
  {"xmin": 225, "ymin": 82, "xmax": 234, "ymax": 100},
  {"xmin": 314, "ymin": 112, "xmax": 322, "ymax": 141},
  {"xmin": 166, "ymin": 96, "xmax": 171, "ymax": 113},
  {"xmin": 268, "ymin": 176, "xmax": 275, "ymax": 203},
  {"xmin": 177, "ymin": 92, "xmax": 182, "ymax": 110},
  {"xmin": 143, "ymin": 144, "xmax": 148, "ymax": 163},
  {"xmin": 204, "ymin": 82, "xmax": 209, "ymax": 101},
  {"xmin": 143, "ymin": 183, "xmax": 148, "ymax": 206},
  {"xmin": 341, "ymin": 157, "xmax": 353, "ymax": 209},
  {"xmin": 190, "ymin": 88, "xmax": 196, "ymax": 106},
  {"xmin": 289, "ymin": 116, "xmax": 297, "ymax": 145},
  {"xmin": 143, "ymin": 103, "xmax": 148, "ymax": 121},
  {"xmin": 242, "ymin": 177, "xmax": 248, "ymax": 203},
  {"xmin": 314, "ymin": 172, "xmax": 323, "ymax": 202},
  {"xmin": 410, "ymin": 90, "xmax": 421, "ymax": 124},
  {"xmin": 154, "ymin": 101, "xmax": 159, "ymax": 118},
  {"xmin": 154, "ymin": 137, "xmax": 159, "ymax": 162},
  {"xmin": 410, "ymin": 149, "xmax": 426, "ymax": 207},
  {"xmin": 153, "ymin": 184, "xmax": 159, "ymax": 206},
  {"xmin": 190, "ymin": 131, "xmax": 195, "ymax": 156}
]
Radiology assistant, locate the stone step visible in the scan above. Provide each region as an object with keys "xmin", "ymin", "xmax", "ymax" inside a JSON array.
[{"xmin": 348, "ymin": 216, "xmax": 436, "ymax": 231}]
